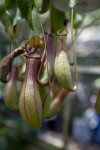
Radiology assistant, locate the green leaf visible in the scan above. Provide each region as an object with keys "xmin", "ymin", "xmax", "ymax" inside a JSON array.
[
  {"xmin": 28, "ymin": 0, "xmax": 39, "ymax": 6},
  {"xmin": 50, "ymin": 5, "xmax": 66, "ymax": 32},
  {"xmin": 0, "ymin": 1, "xmax": 12, "ymax": 29},
  {"xmin": 73, "ymin": 13, "xmax": 85, "ymax": 29},
  {"xmin": 34, "ymin": 0, "xmax": 39, "ymax": 6},
  {"xmin": 50, "ymin": 5, "xmax": 66, "ymax": 51},
  {"xmin": 0, "ymin": 0, "xmax": 5, "ymax": 14},
  {"xmin": 16, "ymin": 0, "xmax": 30, "ymax": 19},
  {"xmin": 40, "ymin": 0, "xmax": 50, "ymax": 14},
  {"xmin": 27, "ymin": 4, "xmax": 34, "ymax": 30},
  {"xmin": 28, "ymin": 0, "xmax": 35, "ymax": 5},
  {"xmin": 5, "ymin": 0, "xmax": 17, "ymax": 19},
  {"xmin": 69, "ymin": 0, "xmax": 78, "ymax": 8},
  {"xmin": 13, "ymin": 8, "xmax": 21, "ymax": 26},
  {"xmin": 31, "ymin": 7, "xmax": 43, "ymax": 36}
]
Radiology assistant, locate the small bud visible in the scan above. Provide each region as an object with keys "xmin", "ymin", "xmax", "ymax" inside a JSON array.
[
  {"xmin": 3, "ymin": 66, "xmax": 19, "ymax": 110},
  {"xmin": 46, "ymin": 89, "xmax": 68, "ymax": 118},
  {"xmin": 46, "ymin": 99, "xmax": 61, "ymax": 118}
]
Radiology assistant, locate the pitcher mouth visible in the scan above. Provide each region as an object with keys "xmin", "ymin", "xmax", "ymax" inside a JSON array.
[{"xmin": 57, "ymin": 27, "xmax": 68, "ymax": 36}]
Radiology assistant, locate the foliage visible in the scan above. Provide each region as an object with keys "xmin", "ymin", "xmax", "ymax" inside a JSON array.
[{"xmin": 0, "ymin": 0, "xmax": 100, "ymax": 149}]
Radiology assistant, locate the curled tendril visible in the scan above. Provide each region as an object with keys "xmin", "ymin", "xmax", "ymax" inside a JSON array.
[
  {"xmin": 38, "ymin": 32, "xmax": 55, "ymax": 86},
  {"xmin": 37, "ymin": 33, "xmax": 55, "ymax": 108},
  {"xmin": 3, "ymin": 66, "xmax": 19, "ymax": 110}
]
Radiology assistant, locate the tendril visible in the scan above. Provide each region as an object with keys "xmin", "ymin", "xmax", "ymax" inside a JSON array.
[{"xmin": 35, "ymin": 3, "xmax": 52, "ymax": 106}]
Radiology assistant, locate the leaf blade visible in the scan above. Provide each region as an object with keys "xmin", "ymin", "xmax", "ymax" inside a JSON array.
[{"xmin": 5, "ymin": 0, "xmax": 17, "ymax": 19}]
